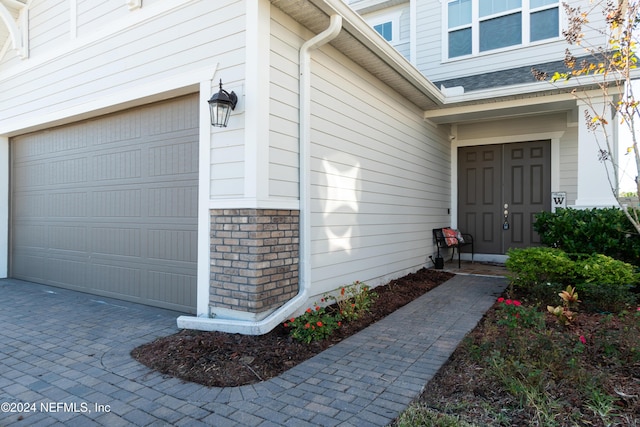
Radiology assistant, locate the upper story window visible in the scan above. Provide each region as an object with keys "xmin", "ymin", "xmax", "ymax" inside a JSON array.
[
  {"xmin": 367, "ymin": 9, "xmax": 402, "ymax": 44},
  {"xmin": 447, "ymin": 0, "xmax": 559, "ymax": 58},
  {"xmin": 374, "ymin": 21, "xmax": 394, "ymax": 41}
]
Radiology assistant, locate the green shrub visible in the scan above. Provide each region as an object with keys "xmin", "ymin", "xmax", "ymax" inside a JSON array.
[
  {"xmin": 573, "ymin": 254, "xmax": 638, "ymax": 285},
  {"xmin": 506, "ymin": 248, "xmax": 638, "ymax": 313},
  {"xmin": 506, "ymin": 247, "xmax": 574, "ymax": 287},
  {"xmin": 534, "ymin": 207, "xmax": 640, "ymax": 266},
  {"xmin": 505, "ymin": 247, "xmax": 573, "ymax": 304},
  {"xmin": 573, "ymin": 254, "xmax": 638, "ymax": 312}
]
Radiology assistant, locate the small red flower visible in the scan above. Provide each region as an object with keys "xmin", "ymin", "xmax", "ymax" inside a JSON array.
[
  {"xmin": 579, "ymin": 335, "xmax": 586, "ymax": 345},
  {"xmin": 497, "ymin": 297, "xmax": 505, "ymax": 303},
  {"xmin": 315, "ymin": 306, "xmax": 321, "ymax": 311},
  {"xmin": 341, "ymin": 288, "xmax": 346, "ymax": 296},
  {"xmin": 306, "ymin": 308, "xmax": 312, "ymax": 314},
  {"xmin": 283, "ymin": 323, "xmax": 288, "ymax": 328},
  {"xmin": 513, "ymin": 300, "xmax": 522, "ymax": 306},
  {"xmin": 338, "ymin": 322, "xmax": 342, "ymax": 327},
  {"xmin": 289, "ymin": 318, "xmax": 295, "ymax": 323},
  {"xmin": 505, "ymin": 299, "xmax": 513, "ymax": 305},
  {"xmin": 316, "ymin": 321, "xmax": 323, "ymax": 327},
  {"xmin": 304, "ymin": 323, "xmax": 310, "ymax": 329}
]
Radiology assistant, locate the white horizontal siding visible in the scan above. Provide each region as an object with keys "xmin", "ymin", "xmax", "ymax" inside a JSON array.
[
  {"xmin": 559, "ymin": 126, "xmax": 578, "ymax": 205},
  {"xmin": 77, "ymin": 0, "xmax": 126, "ymax": 37},
  {"xmin": 0, "ymin": 2, "xmax": 245, "ymax": 125},
  {"xmin": 210, "ymin": 126, "xmax": 245, "ymax": 199},
  {"xmin": 415, "ymin": 0, "xmax": 440, "ymax": 77},
  {"xmin": 307, "ymin": 45, "xmax": 451, "ymax": 295},
  {"xmin": 29, "ymin": 0, "xmax": 69, "ymax": 56},
  {"xmin": 269, "ymin": 8, "xmax": 302, "ymax": 201}
]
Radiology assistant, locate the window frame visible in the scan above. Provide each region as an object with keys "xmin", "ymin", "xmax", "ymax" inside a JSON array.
[
  {"xmin": 373, "ymin": 21, "xmax": 394, "ymax": 42},
  {"xmin": 367, "ymin": 9, "xmax": 402, "ymax": 44},
  {"xmin": 443, "ymin": 0, "xmax": 562, "ymax": 60}
]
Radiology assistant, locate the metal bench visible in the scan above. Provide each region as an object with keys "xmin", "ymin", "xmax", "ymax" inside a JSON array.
[{"xmin": 432, "ymin": 228, "xmax": 474, "ymax": 268}]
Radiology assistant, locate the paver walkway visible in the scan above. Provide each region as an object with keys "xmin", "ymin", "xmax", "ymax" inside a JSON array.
[{"xmin": 0, "ymin": 274, "xmax": 507, "ymax": 426}]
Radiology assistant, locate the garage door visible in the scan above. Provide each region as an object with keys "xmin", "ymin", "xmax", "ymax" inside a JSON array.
[{"xmin": 10, "ymin": 94, "xmax": 199, "ymax": 313}]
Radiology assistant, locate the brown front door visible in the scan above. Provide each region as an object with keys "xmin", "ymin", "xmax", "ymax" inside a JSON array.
[{"xmin": 458, "ymin": 141, "xmax": 551, "ymax": 254}]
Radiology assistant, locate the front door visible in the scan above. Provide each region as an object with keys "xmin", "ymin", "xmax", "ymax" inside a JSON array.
[{"xmin": 458, "ymin": 141, "xmax": 551, "ymax": 254}]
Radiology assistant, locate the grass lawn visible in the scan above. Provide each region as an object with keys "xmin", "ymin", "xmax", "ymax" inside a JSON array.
[{"xmin": 393, "ymin": 286, "xmax": 640, "ymax": 426}]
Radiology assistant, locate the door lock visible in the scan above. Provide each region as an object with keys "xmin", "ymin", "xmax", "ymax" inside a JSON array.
[{"xmin": 503, "ymin": 203, "xmax": 510, "ymax": 230}]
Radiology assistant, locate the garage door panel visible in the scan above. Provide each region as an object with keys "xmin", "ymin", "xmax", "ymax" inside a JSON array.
[
  {"xmin": 91, "ymin": 264, "xmax": 143, "ymax": 296},
  {"xmin": 147, "ymin": 186, "xmax": 198, "ymax": 218},
  {"xmin": 50, "ymin": 157, "xmax": 89, "ymax": 185},
  {"xmin": 95, "ymin": 149, "xmax": 142, "ymax": 180},
  {"xmin": 45, "ymin": 258, "xmax": 89, "ymax": 288},
  {"xmin": 11, "ymin": 224, "xmax": 48, "ymax": 248},
  {"xmin": 91, "ymin": 189, "xmax": 142, "ymax": 217},
  {"xmin": 49, "ymin": 192, "xmax": 89, "ymax": 217},
  {"xmin": 149, "ymin": 140, "xmax": 198, "ymax": 177},
  {"xmin": 146, "ymin": 96, "xmax": 199, "ymax": 136},
  {"xmin": 10, "ymin": 94, "xmax": 198, "ymax": 313},
  {"xmin": 146, "ymin": 270, "xmax": 196, "ymax": 308},
  {"xmin": 147, "ymin": 229, "xmax": 197, "ymax": 262},
  {"xmin": 91, "ymin": 227, "xmax": 141, "ymax": 257},
  {"xmin": 95, "ymin": 114, "xmax": 142, "ymax": 145},
  {"xmin": 12, "ymin": 253, "xmax": 47, "ymax": 280},
  {"xmin": 49, "ymin": 226, "xmax": 87, "ymax": 251}
]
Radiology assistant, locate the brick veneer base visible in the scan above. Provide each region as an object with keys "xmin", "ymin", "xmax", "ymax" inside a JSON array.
[{"xmin": 209, "ymin": 209, "xmax": 300, "ymax": 316}]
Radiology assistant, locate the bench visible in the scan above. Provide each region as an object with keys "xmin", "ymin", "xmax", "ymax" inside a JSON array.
[{"xmin": 432, "ymin": 228, "xmax": 474, "ymax": 268}]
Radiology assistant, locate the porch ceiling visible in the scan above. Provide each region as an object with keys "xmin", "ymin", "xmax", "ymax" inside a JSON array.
[
  {"xmin": 270, "ymin": 0, "xmax": 444, "ymax": 111},
  {"xmin": 424, "ymin": 92, "xmax": 579, "ymax": 125}
]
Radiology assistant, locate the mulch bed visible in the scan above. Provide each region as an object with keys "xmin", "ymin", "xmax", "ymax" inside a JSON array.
[{"xmin": 131, "ymin": 268, "xmax": 454, "ymax": 387}]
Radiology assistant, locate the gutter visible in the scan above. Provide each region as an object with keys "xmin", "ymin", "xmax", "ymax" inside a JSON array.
[{"xmin": 177, "ymin": 13, "xmax": 343, "ymax": 335}]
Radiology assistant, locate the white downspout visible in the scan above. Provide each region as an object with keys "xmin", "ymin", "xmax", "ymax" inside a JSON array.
[
  {"xmin": 298, "ymin": 12, "xmax": 343, "ymax": 321},
  {"xmin": 177, "ymin": 14, "xmax": 343, "ymax": 334}
]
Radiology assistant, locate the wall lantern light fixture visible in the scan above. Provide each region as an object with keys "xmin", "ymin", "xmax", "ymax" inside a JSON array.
[{"xmin": 208, "ymin": 79, "xmax": 238, "ymax": 128}]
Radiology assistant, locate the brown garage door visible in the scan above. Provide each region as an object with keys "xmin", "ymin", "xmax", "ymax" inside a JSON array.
[{"xmin": 10, "ymin": 94, "xmax": 199, "ymax": 313}]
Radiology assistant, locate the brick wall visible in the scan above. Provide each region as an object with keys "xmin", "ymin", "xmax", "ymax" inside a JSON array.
[{"xmin": 209, "ymin": 209, "xmax": 300, "ymax": 315}]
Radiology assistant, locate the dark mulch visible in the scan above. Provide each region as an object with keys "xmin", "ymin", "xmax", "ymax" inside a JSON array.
[{"xmin": 131, "ymin": 268, "xmax": 454, "ymax": 387}]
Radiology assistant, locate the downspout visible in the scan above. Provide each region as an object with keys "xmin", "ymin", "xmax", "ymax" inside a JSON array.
[{"xmin": 178, "ymin": 14, "xmax": 343, "ymax": 334}]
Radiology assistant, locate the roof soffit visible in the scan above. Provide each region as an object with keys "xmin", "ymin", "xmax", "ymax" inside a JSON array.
[
  {"xmin": 270, "ymin": 0, "xmax": 443, "ymax": 111},
  {"xmin": 346, "ymin": 0, "xmax": 409, "ymax": 14}
]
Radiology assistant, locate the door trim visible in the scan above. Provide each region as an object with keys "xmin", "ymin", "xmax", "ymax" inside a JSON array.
[
  {"xmin": 451, "ymin": 136, "xmax": 561, "ymax": 231},
  {"xmin": 452, "ymin": 139, "xmax": 559, "ymax": 259}
]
